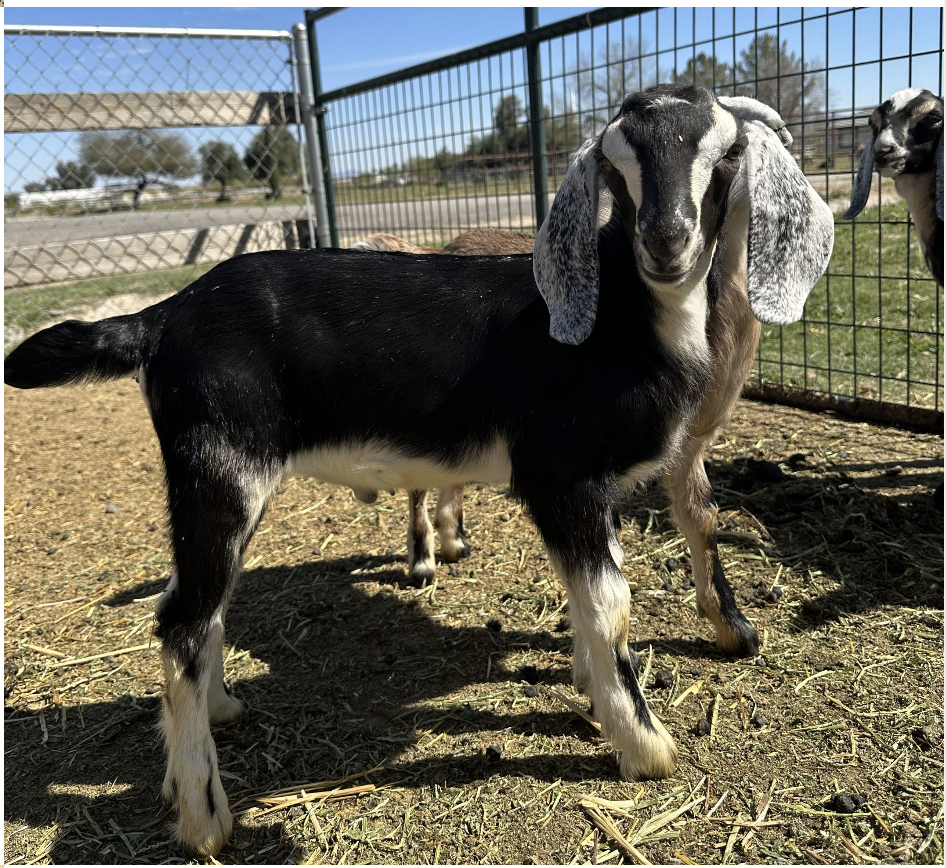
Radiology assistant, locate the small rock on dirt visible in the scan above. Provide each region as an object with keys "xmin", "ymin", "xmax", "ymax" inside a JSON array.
[
  {"xmin": 694, "ymin": 718, "xmax": 711, "ymax": 736},
  {"xmin": 767, "ymin": 586, "xmax": 784, "ymax": 603},
  {"xmin": 828, "ymin": 793, "xmax": 857, "ymax": 814},
  {"xmin": 523, "ymin": 685, "xmax": 538, "ymax": 698},
  {"xmin": 654, "ymin": 670, "xmax": 674, "ymax": 689},
  {"xmin": 664, "ymin": 557, "xmax": 679, "ymax": 572},
  {"xmin": 750, "ymin": 713, "xmax": 767, "ymax": 728},
  {"xmin": 485, "ymin": 745, "xmax": 502, "ymax": 762},
  {"xmin": 555, "ymin": 617, "xmax": 570, "ymax": 632},
  {"xmin": 105, "ymin": 503, "xmax": 119, "ymax": 514},
  {"xmin": 487, "ymin": 617, "xmax": 502, "ymax": 632}
]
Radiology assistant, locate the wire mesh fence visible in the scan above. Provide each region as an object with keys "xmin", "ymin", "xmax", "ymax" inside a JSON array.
[
  {"xmin": 4, "ymin": 11, "xmax": 943, "ymax": 425},
  {"xmin": 4, "ymin": 24, "xmax": 312, "ymax": 351},
  {"xmin": 311, "ymin": 6, "xmax": 944, "ymax": 424}
]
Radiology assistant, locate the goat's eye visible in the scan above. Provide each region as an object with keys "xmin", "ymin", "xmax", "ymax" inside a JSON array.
[
  {"xmin": 724, "ymin": 143, "xmax": 745, "ymax": 161},
  {"xmin": 598, "ymin": 156, "xmax": 614, "ymax": 172}
]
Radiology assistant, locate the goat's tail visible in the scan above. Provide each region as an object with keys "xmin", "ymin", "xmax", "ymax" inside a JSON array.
[{"xmin": 4, "ymin": 309, "xmax": 155, "ymax": 390}]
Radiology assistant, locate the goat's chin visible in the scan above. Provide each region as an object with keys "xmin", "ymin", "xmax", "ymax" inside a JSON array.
[{"xmin": 878, "ymin": 160, "xmax": 907, "ymax": 178}]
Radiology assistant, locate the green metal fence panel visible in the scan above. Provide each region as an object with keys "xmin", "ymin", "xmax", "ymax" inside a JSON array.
[{"xmin": 308, "ymin": 6, "xmax": 943, "ymax": 426}]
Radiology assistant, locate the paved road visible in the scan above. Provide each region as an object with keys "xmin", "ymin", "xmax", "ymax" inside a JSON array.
[
  {"xmin": 4, "ymin": 174, "xmax": 873, "ymax": 249},
  {"xmin": 4, "ymin": 194, "xmax": 550, "ymax": 249},
  {"xmin": 4, "ymin": 204, "xmax": 310, "ymax": 248}
]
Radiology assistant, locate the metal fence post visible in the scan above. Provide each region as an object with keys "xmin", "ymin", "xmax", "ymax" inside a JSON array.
[
  {"xmin": 524, "ymin": 7, "xmax": 548, "ymax": 229},
  {"xmin": 291, "ymin": 23, "xmax": 331, "ymax": 248},
  {"xmin": 305, "ymin": 10, "xmax": 340, "ymax": 248}
]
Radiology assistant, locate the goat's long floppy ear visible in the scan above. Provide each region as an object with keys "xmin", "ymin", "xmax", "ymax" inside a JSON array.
[
  {"xmin": 740, "ymin": 119, "xmax": 835, "ymax": 324},
  {"xmin": 843, "ymin": 131, "xmax": 876, "ymax": 220},
  {"xmin": 533, "ymin": 137, "xmax": 602, "ymax": 345},
  {"xmin": 718, "ymin": 96, "xmax": 793, "ymax": 147}
]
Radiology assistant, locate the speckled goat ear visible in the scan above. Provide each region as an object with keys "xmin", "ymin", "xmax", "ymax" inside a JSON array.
[
  {"xmin": 532, "ymin": 137, "xmax": 602, "ymax": 346},
  {"xmin": 741, "ymin": 119, "xmax": 835, "ymax": 325}
]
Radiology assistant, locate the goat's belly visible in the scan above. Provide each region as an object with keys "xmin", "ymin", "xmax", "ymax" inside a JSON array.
[
  {"xmin": 286, "ymin": 439, "xmax": 512, "ymax": 492},
  {"xmin": 616, "ymin": 457, "xmax": 667, "ymax": 491}
]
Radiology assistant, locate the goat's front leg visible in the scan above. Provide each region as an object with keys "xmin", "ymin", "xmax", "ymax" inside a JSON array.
[
  {"xmin": 407, "ymin": 489, "xmax": 436, "ymax": 584},
  {"xmin": 435, "ymin": 484, "xmax": 470, "ymax": 562},
  {"xmin": 665, "ymin": 450, "xmax": 759, "ymax": 656},
  {"xmin": 535, "ymin": 495, "xmax": 677, "ymax": 780}
]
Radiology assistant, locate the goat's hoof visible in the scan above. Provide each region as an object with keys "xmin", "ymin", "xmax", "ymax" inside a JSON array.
[
  {"xmin": 715, "ymin": 615, "xmax": 760, "ymax": 658},
  {"xmin": 407, "ymin": 562, "xmax": 435, "ymax": 587},
  {"xmin": 164, "ymin": 766, "xmax": 232, "ymax": 856},
  {"xmin": 617, "ymin": 714, "xmax": 678, "ymax": 781},
  {"xmin": 438, "ymin": 534, "xmax": 471, "ymax": 562},
  {"xmin": 208, "ymin": 689, "xmax": 246, "ymax": 726}
]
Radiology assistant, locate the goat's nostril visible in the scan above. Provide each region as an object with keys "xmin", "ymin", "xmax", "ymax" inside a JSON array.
[{"xmin": 642, "ymin": 230, "xmax": 690, "ymax": 264}]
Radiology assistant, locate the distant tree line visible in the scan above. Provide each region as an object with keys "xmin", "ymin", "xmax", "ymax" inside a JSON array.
[
  {"xmin": 25, "ymin": 35, "xmax": 823, "ymax": 201},
  {"xmin": 369, "ymin": 34, "xmax": 824, "ymax": 182},
  {"xmin": 24, "ymin": 126, "xmax": 301, "ymax": 208}
]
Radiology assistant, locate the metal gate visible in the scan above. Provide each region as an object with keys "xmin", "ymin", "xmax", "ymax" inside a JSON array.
[
  {"xmin": 4, "ymin": 24, "xmax": 314, "ymax": 350},
  {"xmin": 304, "ymin": 6, "xmax": 944, "ymax": 428}
]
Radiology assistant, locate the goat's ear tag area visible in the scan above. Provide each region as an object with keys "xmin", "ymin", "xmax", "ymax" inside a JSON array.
[
  {"xmin": 533, "ymin": 137, "xmax": 602, "ymax": 345},
  {"xmin": 743, "ymin": 120, "xmax": 835, "ymax": 325}
]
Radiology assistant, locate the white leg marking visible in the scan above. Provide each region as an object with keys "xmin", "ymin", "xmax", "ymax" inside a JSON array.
[
  {"xmin": 206, "ymin": 628, "xmax": 245, "ymax": 726},
  {"xmin": 160, "ymin": 610, "xmax": 232, "ymax": 856},
  {"xmin": 552, "ymin": 552, "xmax": 678, "ymax": 781}
]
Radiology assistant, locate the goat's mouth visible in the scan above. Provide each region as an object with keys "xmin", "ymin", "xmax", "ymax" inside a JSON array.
[
  {"xmin": 875, "ymin": 153, "xmax": 907, "ymax": 177},
  {"xmin": 639, "ymin": 264, "xmax": 690, "ymax": 284}
]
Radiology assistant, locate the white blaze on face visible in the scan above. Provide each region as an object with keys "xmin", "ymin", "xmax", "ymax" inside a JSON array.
[
  {"xmin": 601, "ymin": 121, "xmax": 643, "ymax": 209},
  {"xmin": 889, "ymin": 87, "xmax": 925, "ymax": 114},
  {"xmin": 691, "ymin": 103, "xmax": 738, "ymax": 217}
]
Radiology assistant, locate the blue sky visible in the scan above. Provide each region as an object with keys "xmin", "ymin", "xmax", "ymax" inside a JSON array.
[
  {"xmin": 3, "ymin": 6, "xmax": 598, "ymax": 93},
  {"xmin": 4, "ymin": 5, "xmax": 944, "ymax": 189}
]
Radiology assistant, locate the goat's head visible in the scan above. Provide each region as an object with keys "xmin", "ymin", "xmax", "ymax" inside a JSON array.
[
  {"xmin": 533, "ymin": 84, "xmax": 835, "ymax": 345},
  {"xmin": 844, "ymin": 88, "xmax": 944, "ymax": 221}
]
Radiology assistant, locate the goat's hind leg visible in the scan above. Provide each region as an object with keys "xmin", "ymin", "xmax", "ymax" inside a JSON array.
[
  {"xmin": 666, "ymin": 451, "xmax": 758, "ymax": 656},
  {"xmin": 206, "ymin": 597, "xmax": 245, "ymax": 726},
  {"xmin": 156, "ymin": 451, "xmax": 277, "ymax": 855},
  {"xmin": 535, "ymin": 493, "xmax": 677, "ymax": 781},
  {"xmin": 435, "ymin": 484, "xmax": 470, "ymax": 561},
  {"xmin": 407, "ymin": 490, "xmax": 436, "ymax": 584}
]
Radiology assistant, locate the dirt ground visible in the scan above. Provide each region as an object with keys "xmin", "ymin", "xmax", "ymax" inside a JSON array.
[{"xmin": 3, "ymin": 379, "xmax": 943, "ymax": 865}]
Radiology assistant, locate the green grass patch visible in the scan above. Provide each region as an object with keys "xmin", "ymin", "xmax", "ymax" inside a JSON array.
[
  {"xmin": 4, "ymin": 263, "xmax": 214, "ymax": 350},
  {"xmin": 756, "ymin": 200, "xmax": 943, "ymax": 409}
]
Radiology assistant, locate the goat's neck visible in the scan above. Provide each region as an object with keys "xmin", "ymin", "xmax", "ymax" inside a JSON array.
[
  {"xmin": 644, "ymin": 246, "xmax": 714, "ymax": 366},
  {"xmin": 894, "ymin": 168, "xmax": 940, "ymax": 263}
]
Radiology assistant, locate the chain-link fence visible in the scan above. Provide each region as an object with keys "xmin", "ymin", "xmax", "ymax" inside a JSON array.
[
  {"xmin": 4, "ymin": 24, "xmax": 313, "ymax": 351},
  {"xmin": 308, "ymin": 6, "xmax": 944, "ymax": 426}
]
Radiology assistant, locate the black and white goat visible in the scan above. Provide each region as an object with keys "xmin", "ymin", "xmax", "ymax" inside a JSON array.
[
  {"xmin": 4, "ymin": 84, "xmax": 833, "ymax": 856},
  {"xmin": 844, "ymin": 87, "xmax": 943, "ymax": 286}
]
